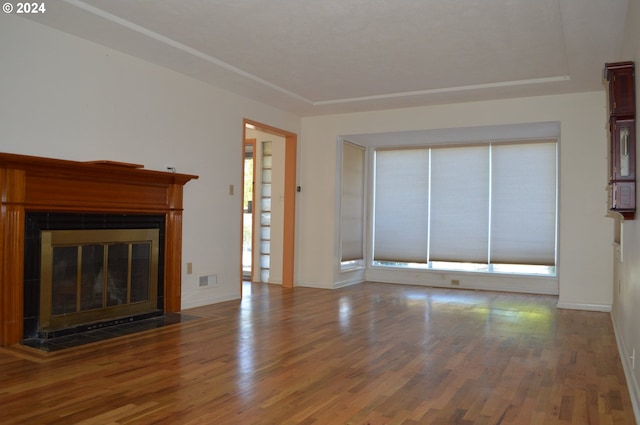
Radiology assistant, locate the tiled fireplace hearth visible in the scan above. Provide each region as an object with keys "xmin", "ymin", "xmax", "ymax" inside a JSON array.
[{"xmin": 0, "ymin": 153, "xmax": 197, "ymax": 347}]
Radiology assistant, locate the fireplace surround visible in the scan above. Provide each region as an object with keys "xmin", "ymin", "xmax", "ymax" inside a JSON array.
[
  {"xmin": 25, "ymin": 213, "xmax": 165, "ymax": 339},
  {"xmin": 0, "ymin": 153, "xmax": 197, "ymax": 346}
]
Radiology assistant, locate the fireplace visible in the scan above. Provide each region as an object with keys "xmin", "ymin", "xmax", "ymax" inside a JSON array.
[
  {"xmin": 41, "ymin": 228, "xmax": 159, "ymax": 332},
  {"xmin": 0, "ymin": 153, "xmax": 197, "ymax": 347},
  {"xmin": 24, "ymin": 213, "xmax": 166, "ymax": 339}
]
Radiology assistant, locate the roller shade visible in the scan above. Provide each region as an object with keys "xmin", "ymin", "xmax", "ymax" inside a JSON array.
[
  {"xmin": 341, "ymin": 142, "xmax": 366, "ymax": 261},
  {"xmin": 373, "ymin": 148, "xmax": 429, "ymax": 263},
  {"xmin": 429, "ymin": 145, "xmax": 490, "ymax": 263},
  {"xmin": 372, "ymin": 140, "xmax": 557, "ymax": 268},
  {"xmin": 490, "ymin": 141, "xmax": 557, "ymax": 265}
]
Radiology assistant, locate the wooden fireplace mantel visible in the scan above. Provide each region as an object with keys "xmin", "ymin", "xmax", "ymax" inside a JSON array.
[{"xmin": 0, "ymin": 152, "xmax": 198, "ymax": 346}]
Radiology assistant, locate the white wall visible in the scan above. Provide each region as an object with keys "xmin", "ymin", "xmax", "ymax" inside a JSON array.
[
  {"xmin": 612, "ymin": 0, "xmax": 640, "ymax": 418},
  {"xmin": 299, "ymin": 92, "xmax": 613, "ymax": 311},
  {"xmin": 0, "ymin": 15, "xmax": 301, "ymax": 308}
]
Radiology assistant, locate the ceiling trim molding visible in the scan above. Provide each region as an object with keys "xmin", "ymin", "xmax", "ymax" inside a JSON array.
[
  {"xmin": 313, "ymin": 76, "xmax": 571, "ymax": 105},
  {"xmin": 51, "ymin": 0, "xmax": 615, "ymax": 115},
  {"xmin": 63, "ymin": 0, "xmax": 314, "ymax": 105}
]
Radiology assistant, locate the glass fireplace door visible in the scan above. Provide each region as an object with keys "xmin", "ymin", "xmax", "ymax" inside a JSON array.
[{"xmin": 40, "ymin": 229, "xmax": 159, "ymax": 331}]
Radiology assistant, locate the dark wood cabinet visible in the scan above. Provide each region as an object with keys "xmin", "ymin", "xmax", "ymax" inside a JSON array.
[
  {"xmin": 606, "ymin": 62, "xmax": 635, "ymax": 117},
  {"xmin": 605, "ymin": 61, "xmax": 636, "ymax": 219},
  {"xmin": 612, "ymin": 181, "xmax": 636, "ymax": 212}
]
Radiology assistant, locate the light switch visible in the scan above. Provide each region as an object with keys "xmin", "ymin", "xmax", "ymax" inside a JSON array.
[{"xmin": 229, "ymin": 184, "xmax": 234, "ymax": 195}]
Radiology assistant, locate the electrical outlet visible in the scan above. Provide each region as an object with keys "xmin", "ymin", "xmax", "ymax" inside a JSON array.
[{"xmin": 451, "ymin": 279, "xmax": 460, "ymax": 286}]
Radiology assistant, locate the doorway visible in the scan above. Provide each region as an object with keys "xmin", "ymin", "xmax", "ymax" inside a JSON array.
[
  {"xmin": 242, "ymin": 120, "xmax": 297, "ymax": 294},
  {"xmin": 242, "ymin": 139, "xmax": 255, "ymax": 281}
]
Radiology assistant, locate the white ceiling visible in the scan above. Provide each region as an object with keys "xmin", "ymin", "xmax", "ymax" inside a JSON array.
[{"xmin": 24, "ymin": 0, "xmax": 629, "ymax": 116}]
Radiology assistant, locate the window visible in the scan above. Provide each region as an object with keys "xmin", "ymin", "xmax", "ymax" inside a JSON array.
[
  {"xmin": 372, "ymin": 140, "xmax": 557, "ymax": 275},
  {"xmin": 373, "ymin": 148, "xmax": 429, "ymax": 263},
  {"xmin": 340, "ymin": 141, "xmax": 366, "ymax": 266}
]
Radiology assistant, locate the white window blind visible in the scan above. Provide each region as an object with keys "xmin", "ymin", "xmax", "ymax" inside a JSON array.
[
  {"xmin": 490, "ymin": 141, "xmax": 557, "ymax": 265},
  {"xmin": 374, "ymin": 149, "xmax": 429, "ymax": 263},
  {"xmin": 429, "ymin": 145, "xmax": 490, "ymax": 263},
  {"xmin": 341, "ymin": 142, "xmax": 366, "ymax": 262},
  {"xmin": 372, "ymin": 140, "xmax": 557, "ymax": 269}
]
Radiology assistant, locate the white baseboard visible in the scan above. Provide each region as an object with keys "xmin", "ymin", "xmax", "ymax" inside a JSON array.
[
  {"xmin": 555, "ymin": 302, "xmax": 612, "ymax": 312},
  {"xmin": 181, "ymin": 293, "xmax": 240, "ymax": 309},
  {"xmin": 295, "ymin": 280, "xmax": 333, "ymax": 289},
  {"xmin": 611, "ymin": 314, "xmax": 640, "ymax": 424},
  {"xmin": 333, "ymin": 276, "xmax": 364, "ymax": 289},
  {"xmin": 365, "ymin": 268, "xmax": 558, "ymax": 295},
  {"xmin": 296, "ymin": 280, "xmax": 361, "ymax": 289}
]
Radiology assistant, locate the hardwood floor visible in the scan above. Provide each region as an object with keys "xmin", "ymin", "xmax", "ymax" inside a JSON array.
[{"xmin": 0, "ymin": 282, "xmax": 635, "ymax": 425}]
